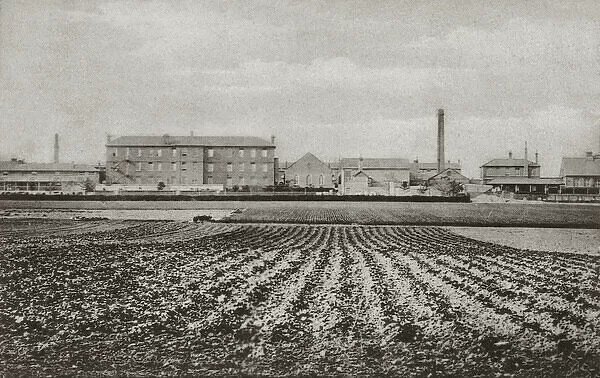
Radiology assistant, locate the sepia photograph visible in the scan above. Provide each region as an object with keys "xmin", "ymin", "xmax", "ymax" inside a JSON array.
[{"xmin": 1, "ymin": 0, "xmax": 599, "ymax": 376}]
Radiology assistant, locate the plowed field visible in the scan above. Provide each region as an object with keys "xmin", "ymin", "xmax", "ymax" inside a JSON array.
[{"xmin": 1, "ymin": 219, "xmax": 599, "ymax": 376}]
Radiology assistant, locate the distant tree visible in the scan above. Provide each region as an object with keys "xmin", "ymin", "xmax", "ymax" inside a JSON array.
[
  {"xmin": 157, "ymin": 181, "xmax": 166, "ymax": 191},
  {"xmin": 82, "ymin": 178, "xmax": 96, "ymax": 193},
  {"xmin": 434, "ymin": 179, "xmax": 464, "ymax": 196}
]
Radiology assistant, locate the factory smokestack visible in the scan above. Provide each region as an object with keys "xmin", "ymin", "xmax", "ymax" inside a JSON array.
[
  {"xmin": 437, "ymin": 109, "xmax": 445, "ymax": 173},
  {"xmin": 54, "ymin": 133, "xmax": 59, "ymax": 164}
]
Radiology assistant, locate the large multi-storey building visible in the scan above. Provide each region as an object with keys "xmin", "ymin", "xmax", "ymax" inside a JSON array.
[{"xmin": 105, "ymin": 135, "xmax": 276, "ymax": 188}]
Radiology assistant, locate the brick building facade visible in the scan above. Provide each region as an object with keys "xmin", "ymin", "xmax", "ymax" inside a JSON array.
[
  {"xmin": 285, "ymin": 153, "xmax": 334, "ymax": 188},
  {"xmin": 106, "ymin": 135, "xmax": 276, "ymax": 188}
]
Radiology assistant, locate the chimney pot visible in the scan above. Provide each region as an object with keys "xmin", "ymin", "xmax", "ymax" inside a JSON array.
[
  {"xmin": 271, "ymin": 135, "xmax": 275, "ymax": 145},
  {"xmin": 509, "ymin": 151, "xmax": 513, "ymax": 159}
]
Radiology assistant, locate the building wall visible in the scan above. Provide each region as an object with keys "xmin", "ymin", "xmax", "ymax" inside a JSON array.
[
  {"xmin": 107, "ymin": 145, "xmax": 275, "ymax": 188},
  {"xmin": 482, "ymin": 166, "xmax": 540, "ymax": 180},
  {"xmin": 564, "ymin": 176, "xmax": 600, "ymax": 188},
  {"xmin": 286, "ymin": 164, "xmax": 333, "ymax": 188},
  {"xmin": 0, "ymin": 171, "xmax": 97, "ymax": 193}
]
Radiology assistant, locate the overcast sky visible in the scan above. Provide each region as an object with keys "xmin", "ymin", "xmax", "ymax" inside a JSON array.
[{"xmin": 1, "ymin": 0, "xmax": 599, "ymax": 178}]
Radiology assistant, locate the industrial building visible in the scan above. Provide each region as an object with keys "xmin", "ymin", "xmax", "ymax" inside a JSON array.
[{"xmin": 105, "ymin": 135, "xmax": 276, "ymax": 189}]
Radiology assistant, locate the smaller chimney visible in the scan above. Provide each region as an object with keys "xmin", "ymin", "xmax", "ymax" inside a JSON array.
[
  {"xmin": 271, "ymin": 135, "xmax": 275, "ymax": 145},
  {"xmin": 524, "ymin": 142, "xmax": 529, "ymax": 178},
  {"xmin": 54, "ymin": 133, "xmax": 59, "ymax": 164},
  {"xmin": 509, "ymin": 151, "xmax": 513, "ymax": 159},
  {"xmin": 358, "ymin": 156, "xmax": 363, "ymax": 171},
  {"xmin": 535, "ymin": 150, "xmax": 539, "ymax": 164},
  {"xmin": 106, "ymin": 134, "xmax": 112, "ymax": 144}
]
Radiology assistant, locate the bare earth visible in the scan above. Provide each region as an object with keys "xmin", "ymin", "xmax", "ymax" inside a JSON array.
[{"xmin": 450, "ymin": 227, "xmax": 600, "ymax": 255}]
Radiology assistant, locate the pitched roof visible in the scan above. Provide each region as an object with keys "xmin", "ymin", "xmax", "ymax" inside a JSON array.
[
  {"xmin": 340, "ymin": 158, "xmax": 410, "ymax": 169},
  {"xmin": 481, "ymin": 158, "xmax": 539, "ymax": 167},
  {"xmin": 486, "ymin": 177, "xmax": 563, "ymax": 185},
  {"xmin": 287, "ymin": 152, "xmax": 328, "ymax": 170},
  {"xmin": 427, "ymin": 168, "xmax": 470, "ymax": 181},
  {"xmin": 560, "ymin": 157, "xmax": 600, "ymax": 176},
  {"xmin": 410, "ymin": 162, "xmax": 461, "ymax": 170},
  {"xmin": 0, "ymin": 161, "xmax": 98, "ymax": 172},
  {"xmin": 107, "ymin": 135, "xmax": 274, "ymax": 147}
]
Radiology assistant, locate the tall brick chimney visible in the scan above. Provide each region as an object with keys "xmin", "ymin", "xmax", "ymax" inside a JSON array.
[
  {"xmin": 437, "ymin": 109, "xmax": 445, "ymax": 173},
  {"xmin": 54, "ymin": 133, "xmax": 59, "ymax": 164},
  {"xmin": 524, "ymin": 141, "xmax": 529, "ymax": 178}
]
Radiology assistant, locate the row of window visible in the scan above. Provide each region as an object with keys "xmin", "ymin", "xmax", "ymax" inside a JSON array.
[
  {"xmin": 484, "ymin": 167, "xmax": 539, "ymax": 177},
  {"xmin": 221, "ymin": 162, "xmax": 269, "ymax": 173},
  {"xmin": 566, "ymin": 177, "xmax": 600, "ymax": 187},
  {"xmin": 127, "ymin": 162, "xmax": 271, "ymax": 173},
  {"xmin": 133, "ymin": 161, "xmax": 202, "ymax": 172},
  {"xmin": 133, "ymin": 176, "xmax": 269, "ymax": 185},
  {"xmin": 113, "ymin": 147, "xmax": 270, "ymax": 159},
  {"xmin": 294, "ymin": 174, "xmax": 326, "ymax": 186}
]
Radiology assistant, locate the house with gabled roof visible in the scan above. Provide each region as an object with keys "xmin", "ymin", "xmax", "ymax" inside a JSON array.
[
  {"xmin": 339, "ymin": 157, "xmax": 410, "ymax": 195},
  {"xmin": 559, "ymin": 151, "xmax": 600, "ymax": 195},
  {"xmin": 481, "ymin": 151, "xmax": 540, "ymax": 185},
  {"xmin": 285, "ymin": 152, "xmax": 334, "ymax": 188}
]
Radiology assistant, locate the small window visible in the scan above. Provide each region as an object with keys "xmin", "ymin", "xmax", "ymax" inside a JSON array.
[
  {"xmin": 262, "ymin": 163, "xmax": 268, "ymax": 173},
  {"xmin": 207, "ymin": 163, "xmax": 214, "ymax": 172},
  {"xmin": 319, "ymin": 174, "xmax": 324, "ymax": 186},
  {"xmin": 239, "ymin": 163, "xmax": 245, "ymax": 172},
  {"xmin": 172, "ymin": 148, "xmax": 177, "ymax": 157},
  {"xmin": 239, "ymin": 149, "xmax": 245, "ymax": 158},
  {"xmin": 251, "ymin": 163, "xmax": 257, "ymax": 172},
  {"xmin": 227, "ymin": 163, "xmax": 233, "ymax": 172},
  {"xmin": 157, "ymin": 163, "xmax": 162, "ymax": 171},
  {"xmin": 262, "ymin": 149, "xmax": 268, "ymax": 158},
  {"xmin": 137, "ymin": 149, "xmax": 142, "ymax": 157},
  {"xmin": 157, "ymin": 149, "xmax": 162, "ymax": 157},
  {"xmin": 208, "ymin": 149, "xmax": 214, "ymax": 158},
  {"xmin": 251, "ymin": 149, "xmax": 256, "ymax": 158},
  {"xmin": 148, "ymin": 162, "xmax": 154, "ymax": 171},
  {"xmin": 171, "ymin": 162, "xmax": 177, "ymax": 171},
  {"xmin": 295, "ymin": 174, "xmax": 299, "ymax": 184},
  {"xmin": 181, "ymin": 162, "xmax": 187, "ymax": 171},
  {"xmin": 182, "ymin": 148, "xmax": 188, "ymax": 157},
  {"xmin": 136, "ymin": 162, "xmax": 142, "ymax": 171}
]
